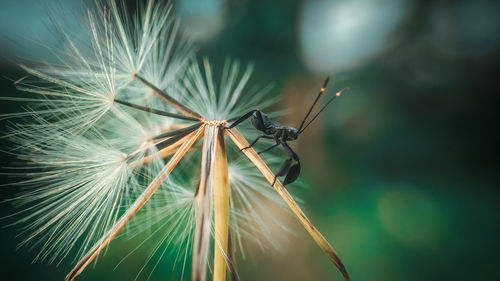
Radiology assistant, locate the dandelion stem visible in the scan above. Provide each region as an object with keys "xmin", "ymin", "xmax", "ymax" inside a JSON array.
[
  {"xmin": 65, "ymin": 125, "xmax": 205, "ymax": 281},
  {"xmin": 134, "ymin": 73, "xmax": 203, "ymax": 120},
  {"xmin": 192, "ymin": 125, "xmax": 217, "ymax": 281},
  {"xmin": 213, "ymin": 126, "xmax": 229, "ymax": 281},
  {"xmin": 114, "ymin": 98, "xmax": 200, "ymax": 121},
  {"xmin": 226, "ymin": 128, "xmax": 351, "ymax": 281}
]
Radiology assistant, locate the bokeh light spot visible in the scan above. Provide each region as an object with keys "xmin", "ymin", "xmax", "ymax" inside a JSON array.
[
  {"xmin": 377, "ymin": 185, "xmax": 443, "ymax": 246},
  {"xmin": 299, "ymin": 0, "xmax": 409, "ymax": 72}
]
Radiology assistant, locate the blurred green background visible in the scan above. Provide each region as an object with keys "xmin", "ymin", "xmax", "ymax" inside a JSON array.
[{"xmin": 1, "ymin": 0, "xmax": 499, "ymax": 280}]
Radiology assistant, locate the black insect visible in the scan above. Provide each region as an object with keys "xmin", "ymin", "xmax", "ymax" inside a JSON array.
[{"xmin": 227, "ymin": 77, "xmax": 348, "ymax": 186}]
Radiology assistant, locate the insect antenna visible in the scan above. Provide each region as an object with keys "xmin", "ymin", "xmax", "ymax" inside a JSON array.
[
  {"xmin": 298, "ymin": 87, "xmax": 349, "ymax": 134},
  {"xmin": 297, "ymin": 77, "xmax": 330, "ymax": 132}
]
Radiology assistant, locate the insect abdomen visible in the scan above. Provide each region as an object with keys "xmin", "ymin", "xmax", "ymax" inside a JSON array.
[{"xmin": 251, "ymin": 110, "xmax": 274, "ymax": 132}]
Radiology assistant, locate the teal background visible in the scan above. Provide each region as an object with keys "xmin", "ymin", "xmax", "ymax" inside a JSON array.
[{"xmin": 1, "ymin": 0, "xmax": 499, "ymax": 280}]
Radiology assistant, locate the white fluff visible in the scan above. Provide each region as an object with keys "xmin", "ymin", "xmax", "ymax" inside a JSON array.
[{"xmin": 3, "ymin": 0, "xmax": 293, "ymax": 277}]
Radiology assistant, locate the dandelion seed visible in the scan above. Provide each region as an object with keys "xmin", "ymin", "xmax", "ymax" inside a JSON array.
[{"xmin": 2, "ymin": 1, "xmax": 350, "ymax": 281}]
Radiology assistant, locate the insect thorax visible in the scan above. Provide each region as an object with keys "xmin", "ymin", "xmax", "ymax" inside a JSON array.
[{"xmin": 283, "ymin": 126, "xmax": 298, "ymax": 140}]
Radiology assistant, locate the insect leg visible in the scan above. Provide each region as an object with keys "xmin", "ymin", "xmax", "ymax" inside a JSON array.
[
  {"xmin": 281, "ymin": 142, "xmax": 301, "ymax": 185},
  {"xmin": 240, "ymin": 134, "xmax": 273, "ymax": 151},
  {"xmin": 281, "ymin": 141, "xmax": 299, "ymax": 160},
  {"xmin": 257, "ymin": 143, "xmax": 279, "ymax": 155},
  {"xmin": 272, "ymin": 158, "xmax": 293, "ymax": 186},
  {"xmin": 227, "ymin": 109, "xmax": 260, "ymax": 128}
]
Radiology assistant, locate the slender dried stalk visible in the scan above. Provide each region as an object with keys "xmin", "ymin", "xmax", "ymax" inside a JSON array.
[
  {"xmin": 226, "ymin": 128, "xmax": 350, "ymax": 281},
  {"xmin": 65, "ymin": 125, "xmax": 205, "ymax": 281},
  {"xmin": 192, "ymin": 125, "xmax": 217, "ymax": 281},
  {"xmin": 213, "ymin": 127, "xmax": 229, "ymax": 281},
  {"xmin": 141, "ymin": 133, "xmax": 203, "ymax": 165},
  {"xmin": 134, "ymin": 74, "xmax": 203, "ymax": 120}
]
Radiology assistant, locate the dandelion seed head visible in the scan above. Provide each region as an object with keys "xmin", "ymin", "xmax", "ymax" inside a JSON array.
[
  {"xmin": 3, "ymin": 0, "xmax": 195, "ymax": 263},
  {"xmin": 8, "ymin": 126, "xmax": 146, "ymax": 264},
  {"xmin": 3, "ymin": 0, "xmax": 308, "ymax": 278},
  {"xmin": 4, "ymin": 0, "xmax": 194, "ymax": 135}
]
